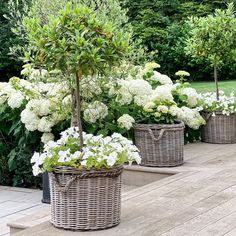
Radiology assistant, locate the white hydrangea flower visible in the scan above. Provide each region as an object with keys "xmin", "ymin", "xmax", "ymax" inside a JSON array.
[
  {"xmin": 175, "ymin": 70, "xmax": 190, "ymax": 77},
  {"xmin": 152, "ymin": 85, "xmax": 174, "ymax": 102},
  {"xmin": 181, "ymin": 87, "xmax": 199, "ymax": 108},
  {"xmin": 21, "ymin": 109, "xmax": 40, "ymax": 131},
  {"xmin": 7, "ymin": 92, "xmax": 24, "ymax": 109},
  {"xmin": 84, "ymin": 101, "xmax": 108, "ymax": 123},
  {"xmin": 157, "ymin": 105, "xmax": 169, "ymax": 114},
  {"xmin": 117, "ymin": 114, "xmax": 135, "ymax": 130},
  {"xmin": 38, "ymin": 99, "xmax": 51, "ymax": 116},
  {"xmin": 41, "ymin": 132, "xmax": 54, "ymax": 144},
  {"xmin": 177, "ymin": 106, "xmax": 205, "ymax": 129},
  {"xmin": 150, "ymin": 71, "xmax": 173, "ymax": 85},
  {"xmin": 38, "ymin": 117, "xmax": 55, "ymax": 133}
]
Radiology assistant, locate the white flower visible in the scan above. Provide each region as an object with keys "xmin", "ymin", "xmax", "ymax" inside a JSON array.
[
  {"xmin": 177, "ymin": 107, "xmax": 205, "ymax": 129},
  {"xmin": 38, "ymin": 117, "xmax": 55, "ymax": 133},
  {"xmin": 41, "ymin": 133, "xmax": 54, "ymax": 144},
  {"xmin": 157, "ymin": 105, "xmax": 168, "ymax": 114},
  {"xmin": 38, "ymin": 99, "xmax": 51, "ymax": 116},
  {"xmin": 81, "ymin": 160, "xmax": 87, "ymax": 166},
  {"xmin": 21, "ymin": 109, "xmax": 40, "ymax": 131},
  {"xmin": 32, "ymin": 164, "xmax": 41, "ymax": 176},
  {"xmin": 151, "ymin": 72, "xmax": 173, "ymax": 85},
  {"xmin": 7, "ymin": 92, "xmax": 24, "ymax": 109},
  {"xmin": 58, "ymin": 149, "xmax": 70, "ymax": 163},
  {"xmin": 117, "ymin": 114, "xmax": 135, "ymax": 130},
  {"xmin": 180, "ymin": 87, "xmax": 199, "ymax": 108},
  {"xmin": 152, "ymin": 85, "xmax": 174, "ymax": 102},
  {"xmin": 31, "ymin": 152, "xmax": 41, "ymax": 164},
  {"xmin": 106, "ymin": 152, "xmax": 118, "ymax": 166},
  {"xmin": 84, "ymin": 101, "xmax": 108, "ymax": 123},
  {"xmin": 175, "ymin": 70, "xmax": 190, "ymax": 77}
]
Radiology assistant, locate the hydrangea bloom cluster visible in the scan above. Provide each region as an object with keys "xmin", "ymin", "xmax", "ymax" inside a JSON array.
[
  {"xmin": 31, "ymin": 127, "xmax": 141, "ymax": 175},
  {"xmin": 110, "ymin": 65, "xmax": 205, "ymax": 130},
  {"xmin": 112, "ymin": 79, "xmax": 153, "ymax": 106},
  {"xmin": 117, "ymin": 114, "xmax": 135, "ymax": 130},
  {"xmin": 0, "ymin": 76, "xmax": 71, "ymax": 143},
  {"xmin": 83, "ymin": 101, "xmax": 108, "ymax": 123},
  {"xmin": 198, "ymin": 91, "xmax": 236, "ymax": 115}
]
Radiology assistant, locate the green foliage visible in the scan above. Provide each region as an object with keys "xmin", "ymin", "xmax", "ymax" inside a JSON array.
[
  {"xmin": 121, "ymin": 0, "xmax": 236, "ymax": 80},
  {"xmin": 0, "ymin": 103, "xmax": 42, "ymax": 187},
  {"xmin": 0, "ymin": 0, "xmax": 29, "ymax": 80},
  {"xmin": 23, "ymin": 2, "xmax": 131, "ymax": 76},
  {"xmin": 185, "ymin": 3, "xmax": 236, "ymax": 69}
]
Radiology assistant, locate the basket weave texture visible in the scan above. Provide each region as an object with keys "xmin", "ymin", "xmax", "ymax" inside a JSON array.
[
  {"xmin": 134, "ymin": 122, "xmax": 185, "ymax": 167},
  {"xmin": 201, "ymin": 111, "xmax": 236, "ymax": 144},
  {"xmin": 49, "ymin": 166, "xmax": 123, "ymax": 231}
]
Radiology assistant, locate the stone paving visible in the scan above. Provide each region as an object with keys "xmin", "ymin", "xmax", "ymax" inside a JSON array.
[{"xmin": 1, "ymin": 142, "xmax": 236, "ymax": 235}]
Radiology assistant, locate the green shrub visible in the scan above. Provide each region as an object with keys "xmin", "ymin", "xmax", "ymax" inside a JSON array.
[{"xmin": 121, "ymin": 0, "xmax": 236, "ymax": 80}]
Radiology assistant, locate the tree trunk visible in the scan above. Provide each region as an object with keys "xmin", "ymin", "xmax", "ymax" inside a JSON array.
[
  {"xmin": 71, "ymin": 88, "xmax": 78, "ymax": 127},
  {"xmin": 75, "ymin": 71, "xmax": 84, "ymax": 150},
  {"xmin": 214, "ymin": 64, "xmax": 219, "ymax": 100}
]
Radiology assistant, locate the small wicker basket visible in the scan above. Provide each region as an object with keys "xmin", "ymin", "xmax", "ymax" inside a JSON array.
[
  {"xmin": 134, "ymin": 122, "xmax": 185, "ymax": 167},
  {"xmin": 201, "ymin": 111, "xmax": 236, "ymax": 144},
  {"xmin": 49, "ymin": 166, "xmax": 123, "ymax": 231}
]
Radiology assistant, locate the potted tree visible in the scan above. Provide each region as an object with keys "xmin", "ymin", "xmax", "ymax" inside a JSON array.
[
  {"xmin": 185, "ymin": 3, "xmax": 236, "ymax": 144},
  {"xmin": 25, "ymin": 2, "xmax": 141, "ymax": 231},
  {"xmin": 185, "ymin": 3, "xmax": 236, "ymax": 143}
]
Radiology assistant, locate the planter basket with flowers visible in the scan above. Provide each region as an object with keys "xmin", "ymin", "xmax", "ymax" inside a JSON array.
[
  {"xmin": 199, "ymin": 92, "xmax": 236, "ymax": 144},
  {"xmin": 32, "ymin": 128, "xmax": 141, "ymax": 230},
  {"xmin": 115, "ymin": 76, "xmax": 205, "ymax": 167}
]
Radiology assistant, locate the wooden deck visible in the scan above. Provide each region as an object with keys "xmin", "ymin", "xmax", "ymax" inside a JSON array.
[{"xmin": 2, "ymin": 142, "xmax": 236, "ymax": 235}]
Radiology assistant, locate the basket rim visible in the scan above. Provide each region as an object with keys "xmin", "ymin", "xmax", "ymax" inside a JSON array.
[
  {"xmin": 134, "ymin": 121, "xmax": 185, "ymax": 130},
  {"xmin": 201, "ymin": 110, "xmax": 236, "ymax": 116},
  {"xmin": 50, "ymin": 165, "xmax": 123, "ymax": 178}
]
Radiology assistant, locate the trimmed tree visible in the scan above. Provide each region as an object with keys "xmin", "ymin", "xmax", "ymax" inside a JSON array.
[
  {"xmin": 185, "ymin": 3, "xmax": 236, "ymax": 99},
  {"xmin": 23, "ymin": 2, "xmax": 131, "ymax": 149}
]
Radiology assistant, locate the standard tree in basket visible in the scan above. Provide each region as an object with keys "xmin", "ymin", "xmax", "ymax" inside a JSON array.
[
  {"xmin": 185, "ymin": 3, "xmax": 236, "ymax": 144},
  {"xmin": 25, "ymin": 2, "xmax": 141, "ymax": 231},
  {"xmin": 185, "ymin": 3, "xmax": 236, "ymax": 100}
]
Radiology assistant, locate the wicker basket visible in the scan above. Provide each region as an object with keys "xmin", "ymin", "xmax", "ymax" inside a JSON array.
[
  {"xmin": 201, "ymin": 111, "xmax": 236, "ymax": 144},
  {"xmin": 49, "ymin": 166, "xmax": 123, "ymax": 231},
  {"xmin": 134, "ymin": 122, "xmax": 185, "ymax": 167}
]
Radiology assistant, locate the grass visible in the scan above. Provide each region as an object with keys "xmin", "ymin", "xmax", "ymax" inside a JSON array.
[{"xmin": 190, "ymin": 80, "xmax": 236, "ymax": 94}]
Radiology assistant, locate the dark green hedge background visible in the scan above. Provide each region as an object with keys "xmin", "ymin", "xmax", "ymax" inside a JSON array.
[{"xmin": 1, "ymin": 0, "xmax": 236, "ymax": 82}]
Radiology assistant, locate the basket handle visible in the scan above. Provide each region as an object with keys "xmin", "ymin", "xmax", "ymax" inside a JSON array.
[
  {"xmin": 51, "ymin": 173, "xmax": 77, "ymax": 193},
  {"xmin": 204, "ymin": 113, "xmax": 212, "ymax": 121},
  {"xmin": 148, "ymin": 128, "xmax": 165, "ymax": 142}
]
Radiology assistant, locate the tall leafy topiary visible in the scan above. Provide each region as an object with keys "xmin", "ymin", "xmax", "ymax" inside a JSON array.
[
  {"xmin": 185, "ymin": 3, "xmax": 236, "ymax": 99},
  {"xmin": 23, "ymin": 2, "xmax": 131, "ymax": 149}
]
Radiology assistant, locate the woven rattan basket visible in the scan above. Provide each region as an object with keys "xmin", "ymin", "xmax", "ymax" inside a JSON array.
[
  {"xmin": 201, "ymin": 111, "xmax": 236, "ymax": 144},
  {"xmin": 49, "ymin": 166, "xmax": 123, "ymax": 231},
  {"xmin": 134, "ymin": 122, "xmax": 185, "ymax": 167}
]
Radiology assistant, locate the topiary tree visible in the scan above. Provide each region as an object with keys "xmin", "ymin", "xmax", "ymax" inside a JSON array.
[
  {"xmin": 23, "ymin": 2, "xmax": 131, "ymax": 149},
  {"xmin": 185, "ymin": 3, "xmax": 236, "ymax": 99}
]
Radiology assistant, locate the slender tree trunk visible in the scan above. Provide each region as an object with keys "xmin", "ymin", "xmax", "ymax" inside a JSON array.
[
  {"xmin": 75, "ymin": 71, "xmax": 84, "ymax": 150},
  {"xmin": 71, "ymin": 88, "xmax": 77, "ymax": 127},
  {"xmin": 214, "ymin": 64, "xmax": 219, "ymax": 100}
]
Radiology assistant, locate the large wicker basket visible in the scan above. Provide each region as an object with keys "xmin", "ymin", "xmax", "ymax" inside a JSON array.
[
  {"xmin": 49, "ymin": 166, "xmax": 123, "ymax": 231},
  {"xmin": 134, "ymin": 122, "xmax": 185, "ymax": 167},
  {"xmin": 201, "ymin": 111, "xmax": 236, "ymax": 144}
]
